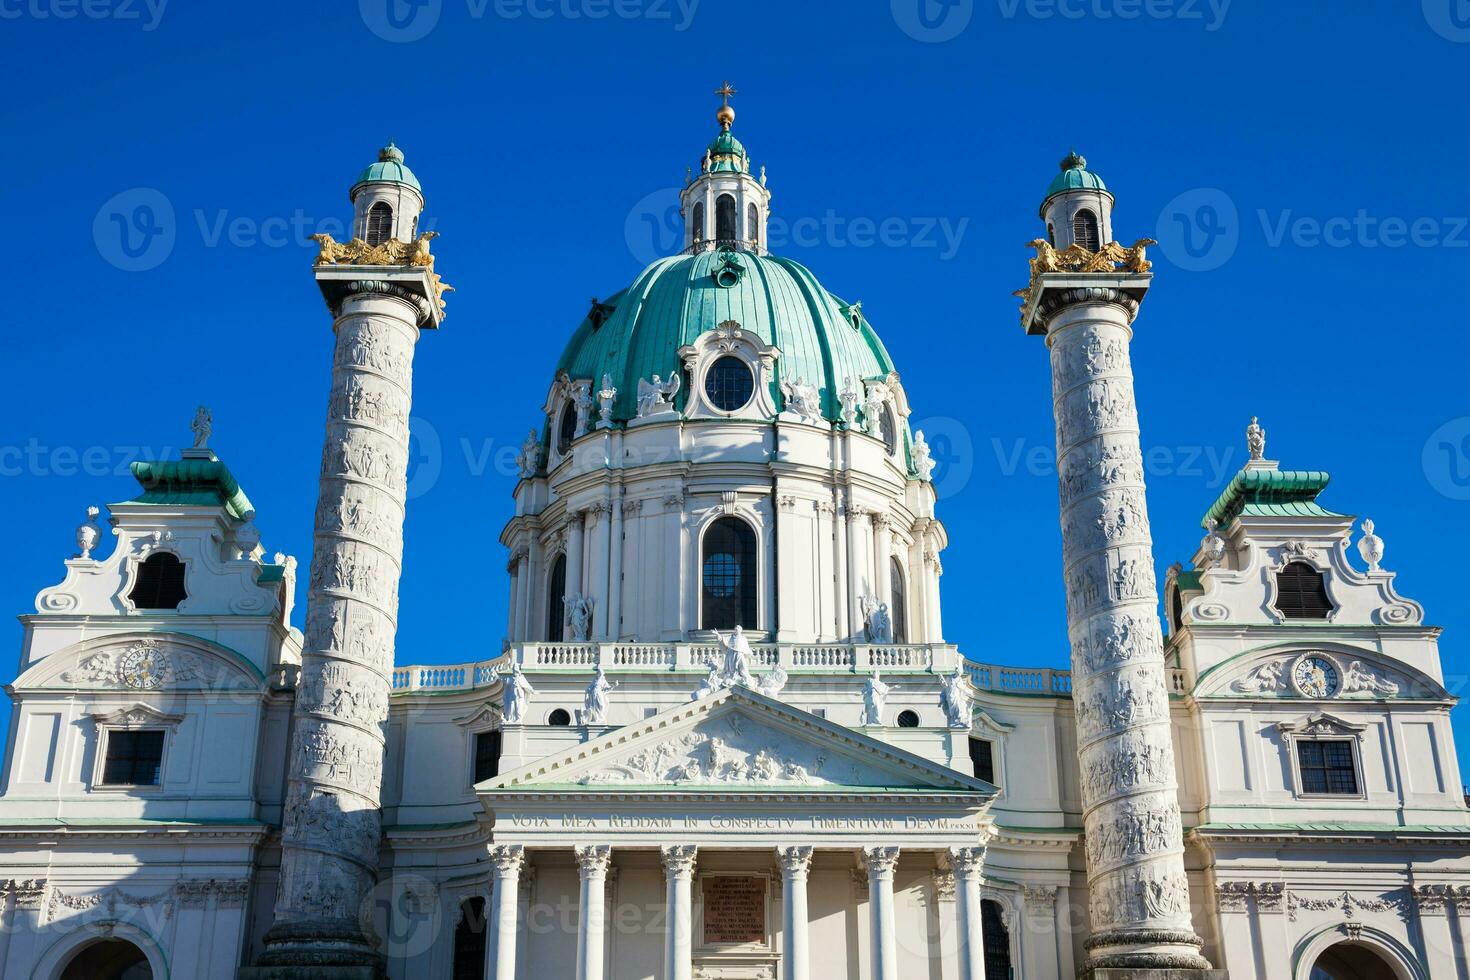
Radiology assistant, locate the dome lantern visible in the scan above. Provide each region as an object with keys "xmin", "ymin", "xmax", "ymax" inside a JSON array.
[
  {"xmin": 679, "ymin": 81, "xmax": 772, "ymax": 255},
  {"xmin": 1040, "ymin": 149, "xmax": 1115, "ymax": 252},
  {"xmin": 349, "ymin": 141, "xmax": 425, "ymax": 245}
]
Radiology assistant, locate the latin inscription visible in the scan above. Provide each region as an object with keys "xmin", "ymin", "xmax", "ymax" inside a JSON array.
[{"xmin": 703, "ymin": 876, "xmax": 766, "ymax": 945}]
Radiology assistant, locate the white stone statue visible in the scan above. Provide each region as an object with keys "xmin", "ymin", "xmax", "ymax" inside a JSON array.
[
  {"xmin": 913, "ymin": 430, "xmax": 935, "ymax": 481},
  {"xmin": 566, "ymin": 593, "xmax": 595, "ymax": 642},
  {"xmin": 691, "ymin": 663, "xmax": 721, "ymax": 700},
  {"xmin": 516, "ymin": 428, "xmax": 540, "ymax": 478},
  {"xmin": 759, "ymin": 165, "xmax": 767, "ymax": 187},
  {"xmin": 488, "ymin": 662, "xmax": 537, "ymax": 725},
  {"xmin": 572, "ymin": 383, "xmax": 594, "ymax": 437},
  {"xmin": 781, "ymin": 376, "xmax": 824, "ymax": 425},
  {"xmin": 1343, "ymin": 660, "xmax": 1399, "ymax": 697},
  {"xmin": 582, "ymin": 665, "xmax": 616, "ymax": 725},
  {"xmin": 755, "ymin": 663, "xmax": 787, "ymax": 698},
  {"xmin": 863, "ymin": 382, "xmax": 888, "ymax": 436},
  {"xmin": 1358, "ymin": 518, "xmax": 1384, "ymax": 571},
  {"xmin": 636, "ymin": 372, "xmax": 681, "ymax": 418},
  {"xmin": 75, "ymin": 506, "xmax": 101, "ymax": 560},
  {"xmin": 702, "ymin": 149, "xmax": 712, "ymax": 174},
  {"xmin": 191, "ymin": 406, "xmax": 213, "ymax": 449},
  {"xmin": 234, "ymin": 512, "xmax": 262, "ymax": 561},
  {"xmin": 1231, "ymin": 659, "xmax": 1286, "ymax": 694},
  {"xmin": 713, "ymin": 626, "xmax": 755, "ymax": 688},
  {"xmin": 1246, "ymin": 416, "xmax": 1266, "ymax": 461},
  {"xmin": 862, "ymin": 670, "xmax": 889, "ymax": 726},
  {"xmin": 861, "ymin": 593, "xmax": 893, "ymax": 644},
  {"xmin": 940, "ymin": 671, "xmax": 971, "ymax": 729},
  {"xmin": 838, "ymin": 377, "xmax": 860, "ymax": 427},
  {"xmin": 596, "ymin": 373, "xmax": 617, "ymax": 426},
  {"xmin": 1200, "ymin": 518, "xmax": 1226, "ymax": 567}
]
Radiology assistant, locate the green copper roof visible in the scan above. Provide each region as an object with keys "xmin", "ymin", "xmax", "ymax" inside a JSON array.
[
  {"xmin": 352, "ymin": 142, "xmax": 421, "ymax": 195},
  {"xmin": 1201, "ymin": 468, "xmax": 1342, "ymax": 529},
  {"xmin": 129, "ymin": 458, "xmax": 255, "ymax": 521},
  {"xmin": 1175, "ymin": 570, "xmax": 1203, "ymax": 592},
  {"xmin": 707, "ymin": 129, "xmax": 749, "ymax": 173},
  {"xmin": 1041, "ymin": 151, "xmax": 1111, "ymax": 212},
  {"xmin": 555, "ymin": 248, "xmax": 898, "ymax": 425}
]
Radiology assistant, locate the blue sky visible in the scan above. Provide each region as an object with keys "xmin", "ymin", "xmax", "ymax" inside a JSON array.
[{"xmin": 3, "ymin": 1, "xmax": 1469, "ymax": 774}]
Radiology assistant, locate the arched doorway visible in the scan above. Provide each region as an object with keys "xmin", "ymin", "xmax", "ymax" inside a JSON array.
[
  {"xmin": 60, "ymin": 939, "xmax": 152, "ymax": 980},
  {"xmin": 1309, "ymin": 942, "xmax": 1402, "ymax": 980}
]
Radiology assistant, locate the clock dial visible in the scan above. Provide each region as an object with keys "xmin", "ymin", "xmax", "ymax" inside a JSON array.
[{"xmin": 1292, "ymin": 655, "xmax": 1339, "ymax": 699}]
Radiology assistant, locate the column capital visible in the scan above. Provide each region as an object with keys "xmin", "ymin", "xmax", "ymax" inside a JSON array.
[
  {"xmin": 776, "ymin": 845, "xmax": 814, "ymax": 878},
  {"xmin": 861, "ymin": 846, "xmax": 901, "ymax": 880},
  {"xmin": 661, "ymin": 844, "xmax": 698, "ymax": 878},
  {"xmin": 575, "ymin": 844, "xmax": 613, "ymax": 880},
  {"xmin": 489, "ymin": 843, "xmax": 525, "ymax": 878},
  {"xmin": 949, "ymin": 845, "xmax": 987, "ymax": 878}
]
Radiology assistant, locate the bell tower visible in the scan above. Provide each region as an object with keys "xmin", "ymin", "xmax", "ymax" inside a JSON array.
[
  {"xmin": 245, "ymin": 143, "xmax": 448, "ymax": 979},
  {"xmin": 1018, "ymin": 155, "xmax": 1225, "ymax": 978},
  {"xmin": 679, "ymin": 81, "xmax": 772, "ymax": 254}
]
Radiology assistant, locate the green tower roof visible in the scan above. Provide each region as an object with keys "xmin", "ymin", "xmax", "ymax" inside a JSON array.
[
  {"xmin": 1201, "ymin": 467, "xmax": 1343, "ymax": 529},
  {"xmin": 352, "ymin": 142, "xmax": 421, "ymax": 196},
  {"xmin": 129, "ymin": 458, "xmax": 255, "ymax": 521},
  {"xmin": 1041, "ymin": 150, "xmax": 1110, "ymax": 213}
]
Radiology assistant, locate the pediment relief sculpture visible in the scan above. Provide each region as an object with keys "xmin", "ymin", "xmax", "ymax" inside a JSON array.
[
  {"xmin": 31, "ymin": 636, "xmax": 255, "ymax": 693},
  {"xmin": 1223, "ymin": 651, "xmax": 1427, "ymax": 700}
]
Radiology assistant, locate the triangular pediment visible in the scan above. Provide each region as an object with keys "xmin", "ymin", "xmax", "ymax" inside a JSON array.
[{"xmin": 484, "ymin": 687, "xmax": 992, "ymax": 795}]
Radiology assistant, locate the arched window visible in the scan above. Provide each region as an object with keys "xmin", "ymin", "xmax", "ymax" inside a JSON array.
[
  {"xmin": 701, "ymin": 517, "xmax": 757, "ymax": 630},
  {"xmin": 1170, "ymin": 584, "xmax": 1185, "ymax": 634},
  {"xmin": 1274, "ymin": 561, "xmax": 1332, "ymax": 619},
  {"xmin": 557, "ymin": 403, "xmax": 577, "ymax": 455},
  {"xmin": 546, "ymin": 554, "xmax": 567, "ymax": 641},
  {"xmin": 748, "ymin": 203, "xmax": 760, "ymax": 249},
  {"xmin": 129, "ymin": 553, "xmax": 187, "ymax": 610},
  {"xmin": 451, "ymin": 897, "xmax": 487, "ymax": 980},
  {"xmin": 896, "ymin": 710, "xmax": 920, "ymax": 728},
  {"xmin": 1073, "ymin": 208, "xmax": 1100, "ymax": 252},
  {"xmin": 547, "ymin": 708, "xmax": 572, "ymax": 726},
  {"xmin": 365, "ymin": 202, "xmax": 393, "ymax": 246},
  {"xmin": 61, "ymin": 939, "xmax": 153, "ymax": 980},
  {"xmin": 715, "ymin": 194, "xmax": 737, "ymax": 242},
  {"xmin": 981, "ymin": 900, "xmax": 1013, "ymax": 979},
  {"xmin": 890, "ymin": 557, "xmax": 907, "ymax": 643},
  {"xmin": 880, "ymin": 405, "xmax": 899, "ymax": 455},
  {"xmin": 1047, "ymin": 221, "xmax": 1055, "ymax": 246}
]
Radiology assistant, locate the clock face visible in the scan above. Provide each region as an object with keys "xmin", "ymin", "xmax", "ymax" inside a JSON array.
[
  {"xmin": 1292, "ymin": 655, "xmax": 1340, "ymax": 699},
  {"xmin": 119, "ymin": 644, "xmax": 168, "ymax": 690}
]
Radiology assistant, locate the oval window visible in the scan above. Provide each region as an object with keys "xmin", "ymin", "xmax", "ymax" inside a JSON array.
[{"xmin": 704, "ymin": 356, "xmax": 754, "ymax": 412}]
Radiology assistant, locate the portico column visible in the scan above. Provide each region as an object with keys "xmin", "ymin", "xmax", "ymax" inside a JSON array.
[
  {"xmin": 575, "ymin": 845, "xmax": 612, "ymax": 980},
  {"xmin": 862, "ymin": 846, "xmax": 901, "ymax": 980},
  {"xmin": 488, "ymin": 844, "xmax": 524, "ymax": 980},
  {"xmin": 661, "ymin": 844, "xmax": 698, "ymax": 980},
  {"xmin": 950, "ymin": 846, "xmax": 987, "ymax": 980},
  {"xmin": 776, "ymin": 846, "xmax": 814, "ymax": 980}
]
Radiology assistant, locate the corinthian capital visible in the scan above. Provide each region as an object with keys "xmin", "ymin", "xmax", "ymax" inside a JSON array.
[
  {"xmin": 661, "ymin": 844, "xmax": 698, "ymax": 878},
  {"xmin": 861, "ymin": 846, "xmax": 901, "ymax": 880},
  {"xmin": 776, "ymin": 845, "xmax": 814, "ymax": 878},
  {"xmin": 575, "ymin": 844, "xmax": 612, "ymax": 879},
  {"xmin": 489, "ymin": 843, "xmax": 525, "ymax": 877}
]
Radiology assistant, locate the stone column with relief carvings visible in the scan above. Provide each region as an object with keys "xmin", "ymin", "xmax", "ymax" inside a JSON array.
[
  {"xmin": 1028, "ymin": 272, "xmax": 1214, "ymax": 974},
  {"xmin": 254, "ymin": 266, "xmax": 437, "ymax": 975}
]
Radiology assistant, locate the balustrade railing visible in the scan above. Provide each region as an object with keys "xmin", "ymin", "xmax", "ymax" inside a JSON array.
[{"xmin": 385, "ymin": 642, "xmax": 1072, "ymax": 697}]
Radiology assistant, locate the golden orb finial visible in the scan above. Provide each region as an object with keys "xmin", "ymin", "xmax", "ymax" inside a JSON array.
[{"xmin": 714, "ymin": 80, "xmax": 737, "ymax": 131}]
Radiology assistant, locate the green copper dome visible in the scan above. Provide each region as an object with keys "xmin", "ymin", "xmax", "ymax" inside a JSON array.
[
  {"xmin": 556, "ymin": 248, "xmax": 898, "ymax": 425},
  {"xmin": 352, "ymin": 142, "xmax": 422, "ymax": 196},
  {"xmin": 1041, "ymin": 150, "xmax": 1110, "ymax": 212},
  {"xmin": 707, "ymin": 129, "xmax": 749, "ymax": 173}
]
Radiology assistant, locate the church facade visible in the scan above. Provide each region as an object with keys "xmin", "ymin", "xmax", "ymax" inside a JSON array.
[{"xmin": 0, "ymin": 94, "xmax": 1467, "ymax": 980}]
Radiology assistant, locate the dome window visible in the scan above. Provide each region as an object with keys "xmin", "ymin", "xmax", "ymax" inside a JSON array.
[
  {"xmin": 365, "ymin": 202, "xmax": 393, "ymax": 246},
  {"xmin": 701, "ymin": 517, "xmax": 757, "ymax": 631},
  {"xmin": 896, "ymin": 710, "xmax": 920, "ymax": 728},
  {"xmin": 692, "ymin": 201, "xmax": 706, "ymax": 245},
  {"xmin": 704, "ymin": 356, "xmax": 754, "ymax": 412},
  {"xmin": 546, "ymin": 554, "xmax": 567, "ymax": 641},
  {"xmin": 748, "ymin": 203, "xmax": 760, "ymax": 249},
  {"xmin": 880, "ymin": 405, "xmax": 899, "ymax": 456},
  {"xmin": 556, "ymin": 403, "xmax": 577, "ymax": 455},
  {"xmin": 890, "ymin": 558, "xmax": 907, "ymax": 643},
  {"xmin": 716, "ymin": 193, "xmax": 737, "ymax": 242},
  {"xmin": 1274, "ymin": 561, "xmax": 1332, "ymax": 620},
  {"xmin": 129, "ymin": 552, "xmax": 187, "ymax": 610},
  {"xmin": 1072, "ymin": 209, "xmax": 1100, "ymax": 252}
]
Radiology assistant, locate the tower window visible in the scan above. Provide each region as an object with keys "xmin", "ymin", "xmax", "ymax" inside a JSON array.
[
  {"xmin": 1047, "ymin": 221, "xmax": 1056, "ymax": 246},
  {"xmin": 701, "ymin": 517, "xmax": 757, "ymax": 631},
  {"xmin": 557, "ymin": 403, "xmax": 577, "ymax": 455},
  {"xmin": 1274, "ymin": 561, "xmax": 1332, "ymax": 619},
  {"xmin": 716, "ymin": 194, "xmax": 737, "ymax": 242},
  {"xmin": 473, "ymin": 730, "xmax": 502, "ymax": 783},
  {"xmin": 547, "ymin": 708, "xmax": 572, "ymax": 726},
  {"xmin": 452, "ymin": 897, "xmax": 487, "ymax": 980},
  {"xmin": 547, "ymin": 554, "xmax": 567, "ymax": 641},
  {"xmin": 748, "ymin": 203, "xmax": 760, "ymax": 249},
  {"xmin": 880, "ymin": 405, "xmax": 899, "ymax": 456},
  {"xmin": 129, "ymin": 553, "xmax": 187, "ymax": 610},
  {"xmin": 704, "ymin": 356, "xmax": 754, "ymax": 412},
  {"xmin": 1073, "ymin": 209, "xmax": 1100, "ymax": 252},
  {"xmin": 692, "ymin": 201, "xmax": 705, "ymax": 244},
  {"xmin": 101, "ymin": 729, "xmax": 165, "ymax": 786},
  {"xmin": 1170, "ymin": 583, "xmax": 1185, "ymax": 634},
  {"xmin": 1296, "ymin": 740, "xmax": 1359, "ymax": 795},
  {"xmin": 890, "ymin": 557, "xmax": 908, "ymax": 643},
  {"xmin": 896, "ymin": 710, "xmax": 920, "ymax": 728},
  {"xmin": 365, "ymin": 202, "xmax": 394, "ymax": 246},
  {"xmin": 969, "ymin": 737, "xmax": 995, "ymax": 784}
]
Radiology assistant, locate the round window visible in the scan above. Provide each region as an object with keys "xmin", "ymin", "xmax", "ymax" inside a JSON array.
[
  {"xmin": 704, "ymin": 356, "xmax": 754, "ymax": 412},
  {"xmin": 897, "ymin": 710, "xmax": 920, "ymax": 728},
  {"xmin": 547, "ymin": 708, "xmax": 572, "ymax": 726}
]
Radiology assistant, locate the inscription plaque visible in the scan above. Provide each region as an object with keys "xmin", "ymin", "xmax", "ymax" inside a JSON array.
[{"xmin": 702, "ymin": 875, "xmax": 766, "ymax": 945}]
